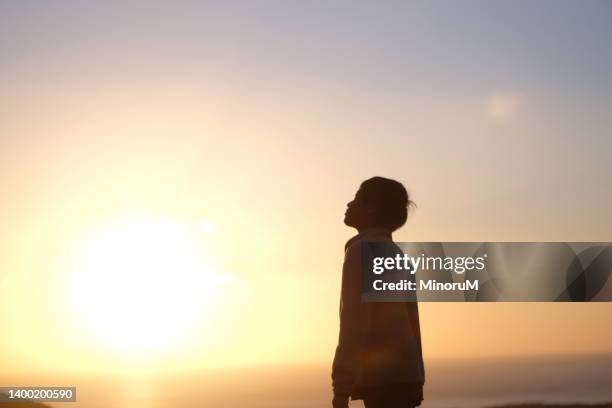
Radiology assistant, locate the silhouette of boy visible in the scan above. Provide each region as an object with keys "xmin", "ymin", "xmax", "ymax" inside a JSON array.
[{"xmin": 332, "ymin": 177, "xmax": 425, "ymax": 408}]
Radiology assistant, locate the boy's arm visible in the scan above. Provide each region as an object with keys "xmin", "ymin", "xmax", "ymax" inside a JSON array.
[{"xmin": 332, "ymin": 244, "xmax": 372, "ymax": 401}]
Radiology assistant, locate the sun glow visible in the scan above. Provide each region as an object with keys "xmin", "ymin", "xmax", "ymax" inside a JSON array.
[{"xmin": 69, "ymin": 216, "xmax": 220, "ymax": 355}]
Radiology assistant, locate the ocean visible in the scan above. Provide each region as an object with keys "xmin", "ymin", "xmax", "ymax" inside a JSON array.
[{"xmin": 2, "ymin": 353, "xmax": 611, "ymax": 408}]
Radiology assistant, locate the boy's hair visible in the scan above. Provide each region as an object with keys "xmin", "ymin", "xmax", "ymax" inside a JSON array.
[{"xmin": 360, "ymin": 176, "xmax": 414, "ymax": 231}]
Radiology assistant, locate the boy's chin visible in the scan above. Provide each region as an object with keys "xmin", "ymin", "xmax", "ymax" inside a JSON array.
[{"xmin": 343, "ymin": 216, "xmax": 354, "ymax": 227}]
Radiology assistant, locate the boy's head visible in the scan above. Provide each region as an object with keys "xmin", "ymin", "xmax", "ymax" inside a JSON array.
[{"xmin": 344, "ymin": 176, "xmax": 412, "ymax": 232}]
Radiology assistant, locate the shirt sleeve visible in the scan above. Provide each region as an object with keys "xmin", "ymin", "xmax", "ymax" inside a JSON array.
[
  {"xmin": 405, "ymin": 300, "xmax": 424, "ymax": 363},
  {"xmin": 332, "ymin": 243, "xmax": 372, "ymax": 397}
]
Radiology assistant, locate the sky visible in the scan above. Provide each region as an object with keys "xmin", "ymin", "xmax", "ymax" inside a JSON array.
[{"xmin": 1, "ymin": 1, "xmax": 612, "ymax": 374}]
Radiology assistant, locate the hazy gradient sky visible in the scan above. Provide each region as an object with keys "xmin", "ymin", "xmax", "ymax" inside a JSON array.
[{"xmin": 1, "ymin": 1, "xmax": 612, "ymax": 374}]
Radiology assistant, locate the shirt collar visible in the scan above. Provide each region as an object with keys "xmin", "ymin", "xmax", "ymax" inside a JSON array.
[{"xmin": 344, "ymin": 227, "xmax": 392, "ymax": 252}]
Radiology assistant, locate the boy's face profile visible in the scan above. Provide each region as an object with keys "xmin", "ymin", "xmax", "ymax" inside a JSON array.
[{"xmin": 344, "ymin": 188, "xmax": 373, "ymax": 229}]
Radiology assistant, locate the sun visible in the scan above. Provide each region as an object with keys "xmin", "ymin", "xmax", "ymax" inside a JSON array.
[{"xmin": 69, "ymin": 216, "xmax": 219, "ymax": 355}]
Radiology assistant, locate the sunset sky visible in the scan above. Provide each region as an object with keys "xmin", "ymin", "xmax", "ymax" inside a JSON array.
[{"xmin": 1, "ymin": 1, "xmax": 612, "ymax": 374}]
